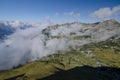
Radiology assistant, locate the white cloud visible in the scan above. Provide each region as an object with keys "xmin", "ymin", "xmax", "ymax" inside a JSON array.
[
  {"xmin": 64, "ymin": 11, "xmax": 80, "ymax": 18},
  {"xmin": 45, "ymin": 16, "xmax": 52, "ymax": 26},
  {"xmin": 0, "ymin": 22, "xmax": 82, "ymax": 70},
  {"xmin": 113, "ymin": 5, "xmax": 120, "ymax": 13},
  {"xmin": 91, "ymin": 5, "xmax": 120, "ymax": 20}
]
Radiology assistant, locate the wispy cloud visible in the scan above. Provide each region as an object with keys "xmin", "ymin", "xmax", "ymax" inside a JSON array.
[
  {"xmin": 55, "ymin": 12, "xmax": 59, "ymax": 16},
  {"xmin": 91, "ymin": 5, "xmax": 120, "ymax": 20},
  {"xmin": 64, "ymin": 11, "xmax": 80, "ymax": 18}
]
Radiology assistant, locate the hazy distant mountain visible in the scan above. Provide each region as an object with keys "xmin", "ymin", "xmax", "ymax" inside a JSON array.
[
  {"xmin": 0, "ymin": 21, "xmax": 41, "ymax": 40},
  {"xmin": 0, "ymin": 22, "xmax": 15, "ymax": 40}
]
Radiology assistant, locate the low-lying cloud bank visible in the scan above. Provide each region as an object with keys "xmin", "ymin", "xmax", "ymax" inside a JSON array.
[
  {"xmin": 0, "ymin": 20, "xmax": 120, "ymax": 70},
  {"xmin": 0, "ymin": 22, "xmax": 78, "ymax": 70}
]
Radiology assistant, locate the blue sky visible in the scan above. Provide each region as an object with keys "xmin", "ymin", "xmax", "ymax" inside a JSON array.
[{"xmin": 0, "ymin": 0, "xmax": 120, "ymax": 23}]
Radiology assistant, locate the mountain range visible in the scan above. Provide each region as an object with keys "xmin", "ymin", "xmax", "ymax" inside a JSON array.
[{"xmin": 0, "ymin": 19, "xmax": 120, "ymax": 80}]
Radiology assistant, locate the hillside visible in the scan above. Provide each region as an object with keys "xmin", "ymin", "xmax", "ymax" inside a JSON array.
[{"xmin": 0, "ymin": 19, "xmax": 120, "ymax": 80}]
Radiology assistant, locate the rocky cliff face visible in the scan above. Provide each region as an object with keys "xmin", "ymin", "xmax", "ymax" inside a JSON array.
[{"xmin": 42, "ymin": 19, "xmax": 120, "ymax": 47}]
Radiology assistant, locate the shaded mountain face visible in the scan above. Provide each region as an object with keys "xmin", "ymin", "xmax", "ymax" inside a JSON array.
[{"xmin": 0, "ymin": 19, "xmax": 120, "ymax": 70}]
